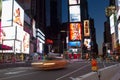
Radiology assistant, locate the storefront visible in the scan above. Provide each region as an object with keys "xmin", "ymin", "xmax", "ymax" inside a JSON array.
[{"xmin": 67, "ymin": 41, "xmax": 81, "ymax": 59}]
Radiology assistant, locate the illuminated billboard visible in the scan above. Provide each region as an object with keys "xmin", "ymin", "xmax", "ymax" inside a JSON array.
[
  {"xmin": 2, "ymin": 27, "xmax": 15, "ymax": 40},
  {"xmin": 69, "ymin": 23, "xmax": 82, "ymax": 41},
  {"xmin": 32, "ymin": 19, "xmax": 36, "ymax": 38},
  {"xmin": 69, "ymin": 0, "xmax": 80, "ymax": 5},
  {"xmin": 16, "ymin": 26, "xmax": 23, "ymax": 41},
  {"xmin": 0, "ymin": 0, "xmax": 2, "ymax": 19},
  {"xmin": 15, "ymin": 40, "xmax": 21, "ymax": 53},
  {"xmin": 84, "ymin": 20, "xmax": 90, "ymax": 37},
  {"xmin": 116, "ymin": 0, "xmax": 120, "ymax": 11},
  {"xmin": 2, "ymin": 40, "xmax": 14, "ymax": 53},
  {"xmin": 1, "ymin": 0, "xmax": 13, "ymax": 27},
  {"xmin": 1, "ymin": 0, "xmax": 24, "ymax": 27},
  {"xmin": 118, "ymin": 23, "xmax": 120, "ymax": 44},
  {"xmin": 68, "ymin": 41, "xmax": 81, "ymax": 47},
  {"xmin": 69, "ymin": 5, "xmax": 81, "ymax": 22},
  {"xmin": 84, "ymin": 38, "xmax": 91, "ymax": 49},
  {"xmin": 110, "ymin": 14, "xmax": 115, "ymax": 34},
  {"xmin": 37, "ymin": 39, "xmax": 43, "ymax": 54},
  {"xmin": 2, "ymin": 40, "xmax": 21, "ymax": 53},
  {"xmin": 22, "ymin": 31, "xmax": 30, "ymax": 54},
  {"xmin": 13, "ymin": 0, "xmax": 24, "ymax": 28}
]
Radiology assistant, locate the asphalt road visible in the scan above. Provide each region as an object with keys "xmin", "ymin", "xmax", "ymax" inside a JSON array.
[{"xmin": 0, "ymin": 61, "xmax": 118, "ymax": 80}]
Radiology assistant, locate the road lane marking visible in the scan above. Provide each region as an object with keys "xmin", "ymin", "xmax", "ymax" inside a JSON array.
[
  {"xmin": 5, "ymin": 70, "xmax": 26, "ymax": 75},
  {"xmin": 0, "ymin": 71, "xmax": 38, "ymax": 80},
  {"xmin": 69, "ymin": 77, "xmax": 76, "ymax": 80},
  {"xmin": 56, "ymin": 63, "xmax": 90, "ymax": 80}
]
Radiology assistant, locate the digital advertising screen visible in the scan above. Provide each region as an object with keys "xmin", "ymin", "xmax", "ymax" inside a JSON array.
[
  {"xmin": 2, "ymin": 40, "xmax": 14, "ymax": 53},
  {"xmin": 69, "ymin": 0, "xmax": 80, "ymax": 5},
  {"xmin": 69, "ymin": 23, "xmax": 82, "ymax": 41},
  {"xmin": 37, "ymin": 39, "xmax": 43, "ymax": 54},
  {"xmin": 32, "ymin": 19, "xmax": 36, "ymax": 38},
  {"xmin": 1, "ymin": 0, "xmax": 13, "ymax": 27},
  {"xmin": 2, "ymin": 27, "xmax": 15, "ymax": 40},
  {"xmin": 84, "ymin": 20, "xmax": 90, "ymax": 37},
  {"xmin": 69, "ymin": 5, "xmax": 81, "ymax": 22},
  {"xmin": 22, "ymin": 31, "xmax": 30, "ymax": 54},
  {"xmin": 0, "ymin": 0, "xmax": 2, "ymax": 19},
  {"xmin": 118, "ymin": 23, "xmax": 120, "ymax": 44},
  {"xmin": 13, "ymin": 0, "xmax": 24, "ymax": 28},
  {"xmin": 110, "ymin": 14, "xmax": 115, "ymax": 34},
  {"xmin": 116, "ymin": 0, "xmax": 120, "ymax": 11},
  {"xmin": 16, "ymin": 26, "xmax": 23, "ymax": 41},
  {"xmin": 68, "ymin": 41, "xmax": 81, "ymax": 47},
  {"xmin": 84, "ymin": 38, "xmax": 91, "ymax": 49},
  {"xmin": 15, "ymin": 40, "xmax": 21, "ymax": 53},
  {"xmin": 0, "ymin": 20, "xmax": 2, "ymax": 44}
]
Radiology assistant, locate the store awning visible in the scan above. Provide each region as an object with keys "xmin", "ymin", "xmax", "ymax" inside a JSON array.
[{"xmin": 0, "ymin": 44, "xmax": 12, "ymax": 50}]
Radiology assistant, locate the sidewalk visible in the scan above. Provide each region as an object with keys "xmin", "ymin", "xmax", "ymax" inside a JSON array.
[
  {"xmin": 111, "ymin": 70, "xmax": 120, "ymax": 80},
  {"xmin": 0, "ymin": 61, "xmax": 31, "ymax": 69}
]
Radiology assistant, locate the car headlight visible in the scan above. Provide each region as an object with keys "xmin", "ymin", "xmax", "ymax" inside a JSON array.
[
  {"xmin": 32, "ymin": 62, "xmax": 43, "ymax": 65},
  {"xmin": 43, "ymin": 63, "xmax": 55, "ymax": 66}
]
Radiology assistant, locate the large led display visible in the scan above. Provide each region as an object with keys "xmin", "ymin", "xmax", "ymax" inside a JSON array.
[
  {"xmin": 68, "ymin": 41, "xmax": 81, "ymax": 47},
  {"xmin": 2, "ymin": 40, "xmax": 21, "ymax": 53},
  {"xmin": 1, "ymin": 0, "xmax": 13, "ymax": 27},
  {"xmin": 0, "ymin": 20, "xmax": 2, "ymax": 44},
  {"xmin": 69, "ymin": 5, "xmax": 81, "ymax": 22},
  {"xmin": 32, "ymin": 19, "xmax": 36, "ymax": 38},
  {"xmin": 110, "ymin": 14, "xmax": 115, "ymax": 34},
  {"xmin": 37, "ymin": 39, "xmax": 43, "ymax": 54},
  {"xmin": 13, "ymin": 0, "xmax": 24, "ymax": 28},
  {"xmin": 15, "ymin": 40, "xmax": 21, "ymax": 53},
  {"xmin": 69, "ymin": 0, "xmax": 80, "ymax": 5},
  {"xmin": 0, "ymin": 0, "xmax": 2, "ymax": 19},
  {"xmin": 69, "ymin": 23, "xmax": 82, "ymax": 41},
  {"xmin": 2, "ymin": 27, "xmax": 15, "ymax": 39},
  {"xmin": 22, "ymin": 31, "xmax": 30, "ymax": 54},
  {"xmin": 84, "ymin": 20, "xmax": 90, "ymax": 37},
  {"xmin": 2, "ymin": 40, "xmax": 14, "ymax": 53},
  {"xmin": 118, "ymin": 23, "xmax": 120, "ymax": 43},
  {"xmin": 84, "ymin": 38, "xmax": 91, "ymax": 49},
  {"xmin": 16, "ymin": 26, "xmax": 23, "ymax": 41},
  {"xmin": 116, "ymin": 0, "xmax": 120, "ymax": 11}
]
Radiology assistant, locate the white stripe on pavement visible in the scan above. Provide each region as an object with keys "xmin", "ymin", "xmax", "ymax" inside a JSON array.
[
  {"xmin": 0, "ymin": 71, "xmax": 38, "ymax": 80},
  {"xmin": 56, "ymin": 64, "xmax": 90, "ymax": 80}
]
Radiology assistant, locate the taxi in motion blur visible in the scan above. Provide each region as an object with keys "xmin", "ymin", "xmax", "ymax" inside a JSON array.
[{"xmin": 31, "ymin": 54, "xmax": 68, "ymax": 70}]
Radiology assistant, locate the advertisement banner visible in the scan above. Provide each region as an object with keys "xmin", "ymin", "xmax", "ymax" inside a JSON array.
[
  {"xmin": 84, "ymin": 20, "xmax": 90, "ymax": 37},
  {"xmin": 1, "ymin": 0, "xmax": 13, "ymax": 27},
  {"xmin": 2, "ymin": 40, "xmax": 14, "ymax": 53},
  {"xmin": 16, "ymin": 26, "xmax": 23, "ymax": 41},
  {"xmin": 69, "ymin": 0, "xmax": 80, "ymax": 5},
  {"xmin": 84, "ymin": 38, "xmax": 91, "ymax": 49},
  {"xmin": 110, "ymin": 14, "xmax": 115, "ymax": 34},
  {"xmin": 69, "ymin": 5, "xmax": 81, "ymax": 22},
  {"xmin": 69, "ymin": 23, "xmax": 82, "ymax": 41},
  {"xmin": 118, "ymin": 23, "xmax": 120, "ymax": 44},
  {"xmin": 2, "ymin": 27, "xmax": 15, "ymax": 40},
  {"xmin": 13, "ymin": 0, "xmax": 24, "ymax": 28},
  {"xmin": 15, "ymin": 40, "xmax": 21, "ymax": 53},
  {"xmin": 22, "ymin": 31, "xmax": 30, "ymax": 54}
]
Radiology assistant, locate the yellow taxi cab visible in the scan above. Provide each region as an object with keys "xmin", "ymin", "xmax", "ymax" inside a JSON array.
[{"xmin": 31, "ymin": 54, "xmax": 68, "ymax": 70}]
